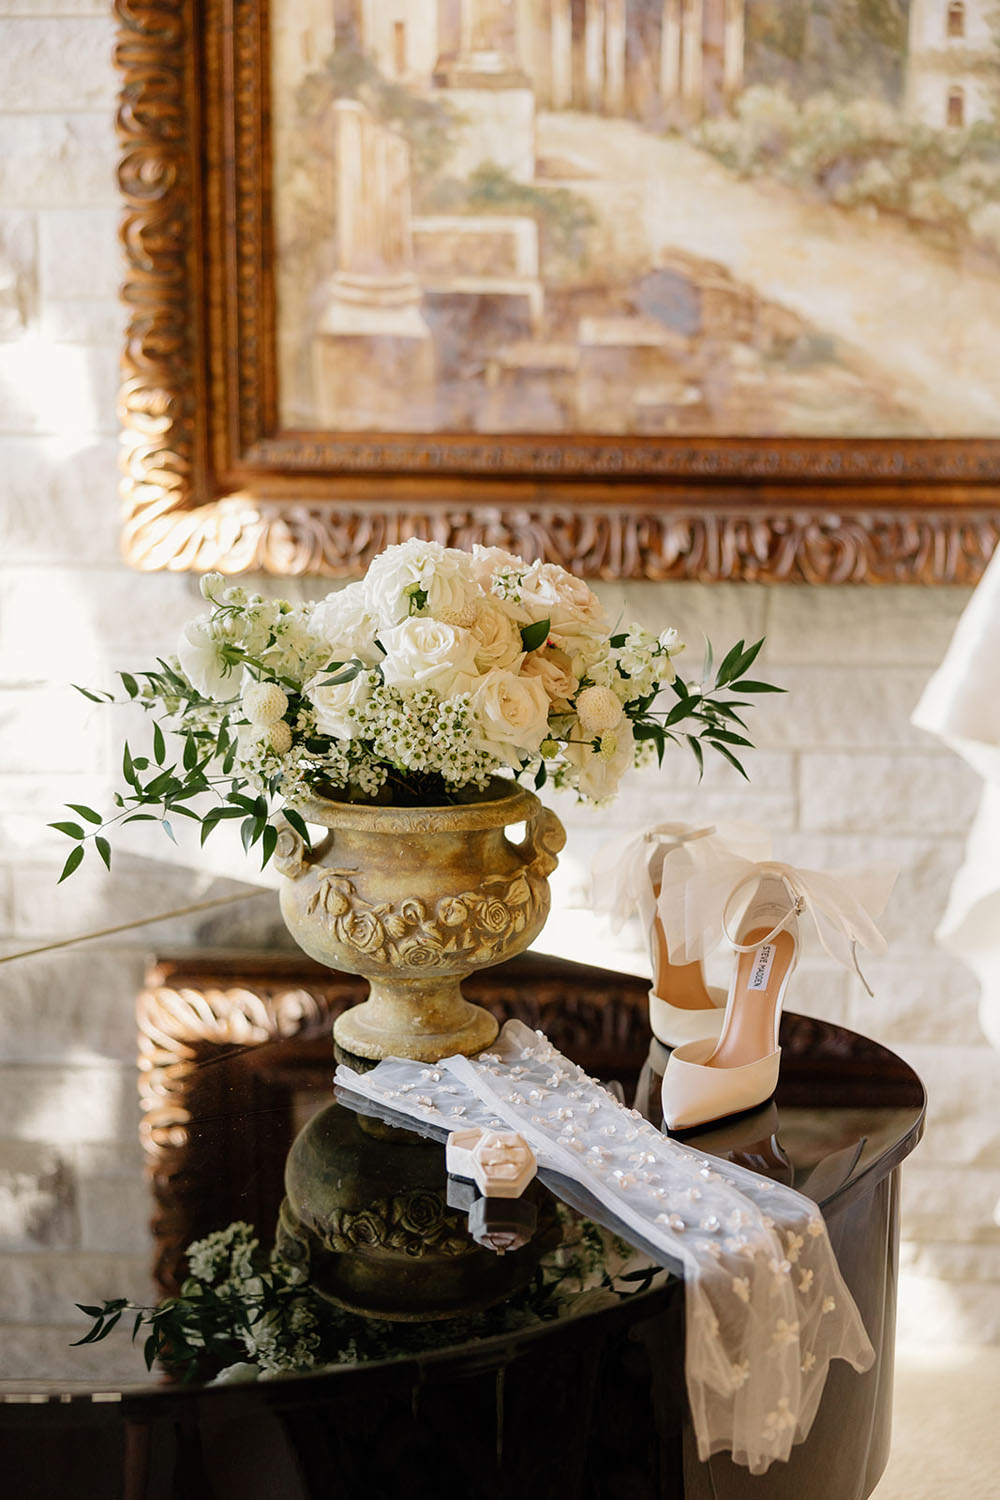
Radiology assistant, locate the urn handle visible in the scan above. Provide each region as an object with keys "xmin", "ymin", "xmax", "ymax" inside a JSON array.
[
  {"xmin": 515, "ymin": 801, "xmax": 566, "ymax": 879},
  {"xmin": 273, "ymin": 818, "xmax": 334, "ymax": 881}
]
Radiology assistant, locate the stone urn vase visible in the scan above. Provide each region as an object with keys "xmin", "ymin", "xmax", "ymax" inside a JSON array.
[{"xmin": 274, "ymin": 779, "xmax": 565, "ymax": 1061}]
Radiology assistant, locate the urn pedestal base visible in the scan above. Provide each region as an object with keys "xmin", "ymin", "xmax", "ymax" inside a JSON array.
[{"xmin": 332, "ymin": 976, "xmax": 499, "ymax": 1061}]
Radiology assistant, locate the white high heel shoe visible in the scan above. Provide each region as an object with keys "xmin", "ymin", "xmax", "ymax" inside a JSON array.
[
  {"xmin": 591, "ymin": 822, "xmax": 770, "ymax": 1049},
  {"xmin": 660, "ymin": 858, "xmax": 896, "ymax": 1131}
]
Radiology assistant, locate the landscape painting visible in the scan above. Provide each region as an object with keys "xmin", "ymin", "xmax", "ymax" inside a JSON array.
[{"xmin": 270, "ymin": 0, "xmax": 1000, "ymax": 439}]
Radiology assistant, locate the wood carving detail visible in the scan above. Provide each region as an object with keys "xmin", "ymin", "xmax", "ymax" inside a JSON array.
[{"xmin": 123, "ymin": 500, "xmax": 999, "ymax": 584}]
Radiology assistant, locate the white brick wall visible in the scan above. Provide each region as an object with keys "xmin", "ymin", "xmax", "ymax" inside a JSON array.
[{"xmin": 1, "ymin": 6, "xmax": 998, "ymax": 1386}]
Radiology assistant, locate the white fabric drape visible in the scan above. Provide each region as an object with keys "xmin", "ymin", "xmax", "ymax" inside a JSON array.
[
  {"xmin": 336, "ymin": 1021, "xmax": 874, "ymax": 1475},
  {"xmin": 913, "ymin": 546, "xmax": 1000, "ymax": 1055}
]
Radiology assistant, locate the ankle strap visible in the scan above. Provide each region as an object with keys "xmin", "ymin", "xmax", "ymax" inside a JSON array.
[
  {"xmin": 644, "ymin": 823, "xmax": 716, "ymax": 850},
  {"xmin": 721, "ymin": 865, "xmax": 805, "ymax": 952}
]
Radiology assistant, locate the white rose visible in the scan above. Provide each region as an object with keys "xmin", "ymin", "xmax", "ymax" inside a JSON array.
[
  {"xmin": 310, "ymin": 582, "xmax": 382, "ymax": 666},
  {"xmin": 575, "ymin": 684, "xmax": 624, "ymax": 734},
  {"xmin": 307, "ymin": 669, "xmax": 374, "ymax": 740},
  {"xmin": 470, "ymin": 600, "xmax": 524, "ymax": 673},
  {"xmin": 520, "ymin": 646, "xmax": 578, "ymax": 705},
  {"xmin": 379, "ymin": 618, "xmax": 480, "ymax": 698},
  {"xmin": 425, "ymin": 549, "xmax": 479, "ymax": 621},
  {"xmin": 178, "ymin": 616, "xmax": 234, "ymax": 700},
  {"xmin": 563, "ymin": 720, "xmax": 635, "ymax": 802},
  {"xmin": 471, "ymin": 669, "xmax": 551, "ymax": 766},
  {"xmin": 363, "ymin": 539, "xmax": 477, "ymax": 629}
]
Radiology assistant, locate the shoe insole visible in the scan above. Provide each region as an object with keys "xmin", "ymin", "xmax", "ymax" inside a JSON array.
[
  {"xmin": 651, "ymin": 879, "xmax": 714, "ymax": 1011},
  {"xmin": 708, "ymin": 925, "xmax": 796, "ymax": 1070}
]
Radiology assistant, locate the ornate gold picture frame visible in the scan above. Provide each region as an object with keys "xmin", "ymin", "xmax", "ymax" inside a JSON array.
[{"xmin": 115, "ymin": 0, "xmax": 1000, "ymax": 582}]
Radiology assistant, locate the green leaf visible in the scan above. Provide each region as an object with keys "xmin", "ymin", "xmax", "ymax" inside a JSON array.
[
  {"xmin": 66, "ymin": 804, "xmax": 102, "ymax": 825},
  {"xmin": 609, "ymin": 632, "xmax": 628, "ymax": 648},
  {"xmin": 123, "ymin": 742, "xmax": 138, "ymax": 789},
  {"xmin": 519, "ymin": 617, "xmax": 551, "ymax": 652},
  {"xmin": 57, "ymin": 845, "xmax": 84, "ymax": 882},
  {"xmin": 223, "ymin": 739, "xmax": 237, "ymax": 774},
  {"xmin": 713, "ymin": 639, "xmax": 746, "ymax": 688},
  {"xmin": 49, "ymin": 821, "xmax": 84, "ymax": 840},
  {"xmin": 241, "ymin": 817, "xmax": 257, "ymax": 855},
  {"xmin": 183, "ymin": 735, "xmax": 198, "ymax": 771},
  {"xmin": 671, "ymin": 675, "xmax": 690, "ymax": 699},
  {"xmin": 76, "ymin": 1304, "xmax": 106, "ymax": 1318},
  {"xmin": 260, "ymin": 824, "xmax": 278, "ymax": 868},
  {"xmin": 732, "ymin": 638, "xmax": 764, "ymax": 679},
  {"xmin": 730, "ymin": 679, "xmax": 785, "ymax": 694},
  {"xmin": 143, "ymin": 1333, "xmax": 159, "ymax": 1370},
  {"xmin": 152, "ymin": 722, "xmax": 166, "ymax": 765},
  {"xmin": 132, "ymin": 1312, "xmax": 144, "ymax": 1342},
  {"xmin": 95, "ymin": 836, "xmax": 111, "ymax": 871},
  {"xmin": 703, "ymin": 727, "xmax": 753, "ymax": 748},
  {"xmin": 120, "ymin": 672, "xmax": 139, "ymax": 699},
  {"xmin": 686, "ymin": 735, "xmax": 704, "ymax": 780},
  {"xmin": 317, "ymin": 661, "xmax": 361, "ymax": 687},
  {"xmin": 534, "ymin": 760, "xmax": 547, "ymax": 789},
  {"xmin": 161, "ymin": 819, "xmax": 177, "ymax": 844},
  {"xmin": 73, "ymin": 683, "xmax": 113, "ymax": 704},
  {"xmin": 122, "ymin": 813, "xmax": 157, "ymax": 823},
  {"xmin": 282, "ymin": 808, "xmax": 311, "ymax": 846},
  {"xmin": 664, "ymin": 699, "xmax": 695, "ymax": 727},
  {"xmin": 708, "ymin": 741, "xmax": 750, "ymax": 780},
  {"xmin": 701, "ymin": 637, "xmax": 714, "ymax": 682}
]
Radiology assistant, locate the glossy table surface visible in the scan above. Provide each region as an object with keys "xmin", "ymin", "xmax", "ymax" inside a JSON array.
[{"xmin": 1, "ymin": 1003, "xmax": 925, "ymax": 1500}]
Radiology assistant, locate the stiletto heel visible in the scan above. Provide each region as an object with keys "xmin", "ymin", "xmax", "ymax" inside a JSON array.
[
  {"xmin": 591, "ymin": 822, "xmax": 770, "ymax": 1049},
  {"xmin": 659, "ymin": 857, "xmax": 895, "ymax": 1130}
]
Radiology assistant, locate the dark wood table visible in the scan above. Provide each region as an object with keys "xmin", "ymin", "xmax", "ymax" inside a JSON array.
[{"xmin": 1, "ymin": 959, "xmax": 924, "ymax": 1500}]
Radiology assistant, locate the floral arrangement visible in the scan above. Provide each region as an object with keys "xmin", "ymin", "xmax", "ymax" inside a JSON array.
[{"xmin": 55, "ymin": 540, "xmax": 778, "ymax": 878}]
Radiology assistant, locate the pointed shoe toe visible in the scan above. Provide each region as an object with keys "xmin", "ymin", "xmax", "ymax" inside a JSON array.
[{"xmin": 661, "ymin": 1044, "xmax": 781, "ymax": 1132}]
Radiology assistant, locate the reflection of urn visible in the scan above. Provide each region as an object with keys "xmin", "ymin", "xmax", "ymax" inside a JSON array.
[
  {"xmin": 276, "ymin": 1100, "xmax": 559, "ymax": 1321},
  {"xmin": 275, "ymin": 780, "xmax": 565, "ymax": 1062}
]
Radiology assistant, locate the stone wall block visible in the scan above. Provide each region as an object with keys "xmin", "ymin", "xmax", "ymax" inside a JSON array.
[
  {"xmin": 593, "ymin": 579, "xmax": 768, "ymax": 652},
  {"xmin": 0, "ymin": 950, "xmax": 144, "ymax": 1063},
  {"xmin": 751, "ymin": 666, "xmax": 934, "ymax": 752},
  {"xmin": 0, "ymin": 209, "xmax": 37, "ymax": 336},
  {"xmin": 0, "ymin": 340, "xmax": 118, "ymax": 434},
  {"xmin": 0, "ymin": 436, "xmax": 119, "ymax": 561},
  {"xmin": 0, "ymin": 112, "xmax": 118, "ymax": 207},
  {"xmin": 897, "ymin": 1273, "xmax": 1000, "ymax": 1345},
  {"xmin": 0, "ymin": 1142, "xmax": 76, "ymax": 1251},
  {"xmin": 901, "ymin": 1165, "xmax": 1000, "ymax": 1244},
  {"xmin": 800, "ymin": 752, "xmax": 982, "ymax": 834},
  {"xmin": 0, "ymin": 1252, "xmax": 152, "ymax": 1324},
  {"xmin": 853, "ymin": 958, "xmax": 981, "ymax": 1044},
  {"xmin": 764, "ymin": 584, "xmax": 973, "ymax": 666},
  {"xmin": 0, "ymin": 1322, "xmax": 148, "ymax": 1382},
  {"xmin": 0, "ymin": 1065, "xmax": 137, "ymax": 1143},
  {"xmin": 896, "ymin": 1043, "xmax": 1000, "ymax": 1166},
  {"xmin": 77, "ymin": 1174, "xmax": 150, "ymax": 1255},
  {"xmin": 38, "ymin": 206, "xmax": 120, "ymax": 303},
  {"xmin": 0, "ymin": 19, "xmax": 116, "ymax": 113}
]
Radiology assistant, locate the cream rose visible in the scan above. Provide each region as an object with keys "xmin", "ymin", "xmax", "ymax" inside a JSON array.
[
  {"xmin": 310, "ymin": 582, "xmax": 381, "ymax": 666},
  {"xmin": 469, "ymin": 544, "xmax": 526, "ymax": 588},
  {"xmin": 518, "ymin": 561, "xmax": 607, "ymax": 635},
  {"xmin": 471, "ymin": 669, "xmax": 551, "ymax": 766},
  {"xmin": 177, "ymin": 616, "xmax": 234, "ymax": 701},
  {"xmin": 379, "ymin": 618, "xmax": 480, "ymax": 698},
  {"xmin": 520, "ymin": 646, "xmax": 577, "ymax": 706},
  {"xmin": 307, "ymin": 669, "xmax": 374, "ymax": 740},
  {"xmin": 470, "ymin": 599, "xmax": 524, "ymax": 673}
]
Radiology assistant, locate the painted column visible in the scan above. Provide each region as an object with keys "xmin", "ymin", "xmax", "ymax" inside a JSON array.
[
  {"xmin": 334, "ymin": 99, "xmax": 414, "ymax": 279},
  {"xmin": 660, "ymin": 0, "xmax": 682, "ymax": 100},
  {"xmin": 723, "ymin": 0, "xmax": 744, "ymax": 98},
  {"xmin": 585, "ymin": 0, "xmax": 606, "ymax": 112},
  {"xmin": 551, "ymin": 0, "xmax": 573, "ymax": 107},
  {"xmin": 680, "ymin": 0, "xmax": 703, "ymax": 107},
  {"xmin": 604, "ymin": 0, "xmax": 626, "ymax": 114}
]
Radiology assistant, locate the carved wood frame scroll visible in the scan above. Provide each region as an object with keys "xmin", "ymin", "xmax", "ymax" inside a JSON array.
[{"xmin": 114, "ymin": 0, "xmax": 1000, "ymax": 584}]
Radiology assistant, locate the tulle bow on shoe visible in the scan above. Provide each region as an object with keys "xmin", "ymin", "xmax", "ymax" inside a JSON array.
[
  {"xmin": 658, "ymin": 847, "xmax": 897, "ymax": 996},
  {"xmin": 591, "ymin": 821, "xmax": 771, "ymax": 933}
]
